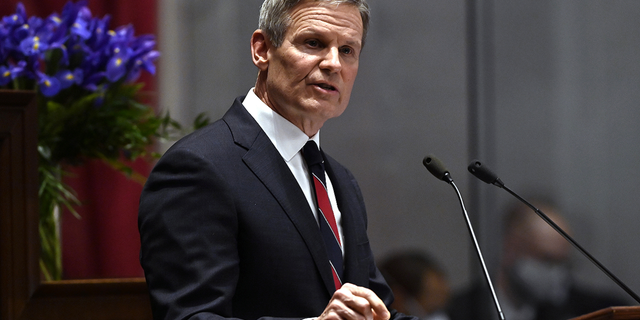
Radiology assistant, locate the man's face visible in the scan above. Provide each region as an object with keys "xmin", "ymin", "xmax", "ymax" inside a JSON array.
[
  {"xmin": 522, "ymin": 209, "xmax": 571, "ymax": 263},
  {"xmin": 261, "ymin": 1, "xmax": 363, "ymax": 135}
]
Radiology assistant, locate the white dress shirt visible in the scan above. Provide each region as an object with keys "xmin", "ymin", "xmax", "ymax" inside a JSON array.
[{"xmin": 242, "ymin": 88, "xmax": 344, "ymax": 252}]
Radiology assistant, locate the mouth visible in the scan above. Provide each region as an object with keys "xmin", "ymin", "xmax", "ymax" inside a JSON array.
[{"xmin": 314, "ymin": 82, "xmax": 337, "ymax": 92}]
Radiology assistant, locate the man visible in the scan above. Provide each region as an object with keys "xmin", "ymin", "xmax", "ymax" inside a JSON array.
[
  {"xmin": 380, "ymin": 251, "xmax": 451, "ymax": 320},
  {"xmin": 138, "ymin": 1, "xmax": 417, "ymax": 320},
  {"xmin": 446, "ymin": 199, "xmax": 627, "ymax": 320}
]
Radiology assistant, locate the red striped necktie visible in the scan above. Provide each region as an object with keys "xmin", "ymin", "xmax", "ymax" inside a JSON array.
[{"xmin": 302, "ymin": 140, "xmax": 343, "ymax": 291}]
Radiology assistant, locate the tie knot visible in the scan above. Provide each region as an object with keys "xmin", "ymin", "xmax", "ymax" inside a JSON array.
[{"xmin": 303, "ymin": 140, "xmax": 323, "ymax": 167}]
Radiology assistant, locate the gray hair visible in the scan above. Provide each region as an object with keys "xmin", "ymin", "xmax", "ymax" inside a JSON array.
[{"xmin": 258, "ymin": 0, "xmax": 370, "ymax": 48}]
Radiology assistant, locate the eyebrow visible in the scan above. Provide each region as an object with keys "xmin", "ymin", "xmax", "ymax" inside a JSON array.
[
  {"xmin": 343, "ymin": 39, "xmax": 362, "ymax": 49},
  {"xmin": 298, "ymin": 27, "xmax": 362, "ymax": 48}
]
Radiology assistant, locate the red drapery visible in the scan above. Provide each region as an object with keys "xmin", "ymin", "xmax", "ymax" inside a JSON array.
[{"xmin": 1, "ymin": 0, "xmax": 157, "ymax": 279}]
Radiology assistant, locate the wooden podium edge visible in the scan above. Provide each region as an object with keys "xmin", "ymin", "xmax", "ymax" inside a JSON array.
[
  {"xmin": 22, "ymin": 278, "xmax": 152, "ymax": 320},
  {"xmin": 571, "ymin": 306, "xmax": 640, "ymax": 320}
]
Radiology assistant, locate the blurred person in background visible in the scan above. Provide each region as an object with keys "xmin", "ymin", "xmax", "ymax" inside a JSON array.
[
  {"xmin": 447, "ymin": 197, "xmax": 627, "ymax": 320},
  {"xmin": 380, "ymin": 250, "xmax": 451, "ymax": 320}
]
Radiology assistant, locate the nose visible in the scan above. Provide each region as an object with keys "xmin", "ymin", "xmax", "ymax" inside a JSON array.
[{"xmin": 319, "ymin": 47, "xmax": 342, "ymax": 72}]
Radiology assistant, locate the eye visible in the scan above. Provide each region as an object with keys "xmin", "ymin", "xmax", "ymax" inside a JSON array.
[
  {"xmin": 306, "ymin": 39, "xmax": 321, "ymax": 48},
  {"xmin": 340, "ymin": 46, "xmax": 354, "ymax": 55}
]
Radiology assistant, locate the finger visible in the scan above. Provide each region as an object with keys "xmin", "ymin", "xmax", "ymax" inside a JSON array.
[
  {"xmin": 329, "ymin": 288, "xmax": 372, "ymax": 320},
  {"xmin": 339, "ymin": 284, "xmax": 390, "ymax": 320},
  {"xmin": 320, "ymin": 295, "xmax": 364, "ymax": 320}
]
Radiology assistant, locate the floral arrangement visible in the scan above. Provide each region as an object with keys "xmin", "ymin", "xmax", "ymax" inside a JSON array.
[{"xmin": 1, "ymin": 1, "xmax": 207, "ymax": 280}]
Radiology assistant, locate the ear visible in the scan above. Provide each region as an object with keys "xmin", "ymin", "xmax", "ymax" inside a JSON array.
[{"xmin": 251, "ymin": 29, "xmax": 270, "ymax": 71}]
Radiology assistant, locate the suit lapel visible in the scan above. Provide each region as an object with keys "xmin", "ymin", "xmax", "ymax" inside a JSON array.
[{"xmin": 223, "ymin": 99, "xmax": 337, "ymax": 294}]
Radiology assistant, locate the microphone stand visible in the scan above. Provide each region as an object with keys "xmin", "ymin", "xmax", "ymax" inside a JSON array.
[
  {"xmin": 445, "ymin": 175, "xmax": 506, "ymax": 320},
  {"xmin": 423, "ymin": 156, "xmax": 506, "ymax": 320}
]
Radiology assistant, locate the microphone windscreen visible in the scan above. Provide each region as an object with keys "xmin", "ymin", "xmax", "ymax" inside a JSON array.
[
  {"xmin": 423, "ymin": 155, "xmax": 449, "ymax": 181},
  {"xmin": 468, "ymin": 160, "xmax": 499, "ymax": 184}
]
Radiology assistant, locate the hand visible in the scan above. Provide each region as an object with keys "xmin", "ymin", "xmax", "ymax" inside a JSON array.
[{"xmin": 318, "ymin": 283, "xmax": 391, "ymax": 320}]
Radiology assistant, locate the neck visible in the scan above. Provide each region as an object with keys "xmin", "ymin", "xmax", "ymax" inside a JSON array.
[{"xmin": 254, "ymin": 78, "xmax": 323, "ymax": 137}]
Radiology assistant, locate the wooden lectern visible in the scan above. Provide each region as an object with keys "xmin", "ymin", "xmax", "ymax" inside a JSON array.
[
  {"xmin": 0, "ymin": 90, "xmax": 152, "ymax": 319},
  {"xmin": 571, "ymin": 306, "xmax": 640, "ymax": 320}
]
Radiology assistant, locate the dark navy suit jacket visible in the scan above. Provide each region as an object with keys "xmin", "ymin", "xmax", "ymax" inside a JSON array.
[{"xmin": 139, "ymin": 97, "xmax": 409, "ymax": 320}]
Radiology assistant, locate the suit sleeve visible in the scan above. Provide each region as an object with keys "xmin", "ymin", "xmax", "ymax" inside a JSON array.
[{"xmin": 139, "ymin": 146, "xmax": 242, "ymax": 320}]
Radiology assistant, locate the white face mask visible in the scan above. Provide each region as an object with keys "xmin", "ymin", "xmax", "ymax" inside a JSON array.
[{"xmin": 509, "ymin": 257, "xmax": 571, "ymax": 305}]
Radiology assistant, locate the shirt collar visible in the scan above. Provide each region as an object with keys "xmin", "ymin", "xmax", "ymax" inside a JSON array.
[{"xmin": 242, "ymin": 88, "xmax": 320, "ymax": 161}]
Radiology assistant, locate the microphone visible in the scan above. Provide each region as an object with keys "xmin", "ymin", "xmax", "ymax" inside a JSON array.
[
  {"xmin": 468, "ymin": 160, "xmax": 503, "ymax": 187},
  {"xmin": 468, "ymin": 159, "xmax": 640, "ymax": 304},
  {"xmin": 423, "ymin": 155, "xmax": 506, "ymax": 320},
  {"xmin": 423, "ymin": 155, "xmax": 452, "ymax": 183}
]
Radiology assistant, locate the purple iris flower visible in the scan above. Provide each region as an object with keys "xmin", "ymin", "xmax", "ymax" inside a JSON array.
[
  {"xmin": 37, "ymin": 71, "xmax": 61, "ymax": 97},
  {"xmin": 47, "ymin": 32, "xmax": 70, "ymax": 66},
  {"xmin": 70, "ymin": 10, "xmax": 91, "ymax": 40},
  {"xmin": 60, "ymin": 0, "xmax": 86, "ymax": 28},
  {"xmin": 110, "ymin": 24, "xmax": 135, "ymax": 44},
  {"xmin": 106, "ymin": 50, "xmax": 129, "ymax": 82},
  {"xmin": 87, "ymin": 15, "xmax": 111, "ymax": 50},
  {"xmin": 0, "ymin": 65, "xmax": 11, "ymax": 85},
  {"xmin": 2, "ymin": 3, "xmax": 26, "ymax": 26},
  {"xmin": 1, "ymin": 0, "xmax": 159, "ymax": 94},
  {"xmin": 27, "ymin": 16, "xmax": 44, "ymax": 33},
  {"xmin": 20, "ymin": 35, "xmax": 49, "ymax": 56},
  {"xmin": 47, "ymin": 14, "xmax": 63, "ymax": 28},
  {"xmin": 13, "ymin": 23, "xmax": 31, "ymax": 44},
  {"xmin": 2, "ymin": 3, "xmax": 28, "ymax": 55},
  {"xmin": 56, "ymin": 68, "xmax": 83, "ymax": 89},
  {"xmin": 10, "ymin": 60, "xmax": 30, "ymax": 79},
  {"xmin": 127, "ymin": 50, "xmax": 159, "ymax": 82}
]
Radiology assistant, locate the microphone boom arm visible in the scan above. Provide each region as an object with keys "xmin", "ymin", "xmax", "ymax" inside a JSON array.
[
  {"xmin": 501, "ymin": 183, "xmax": 640, "ymax": 304},
  {"xmin": 469, "ymin": 159, "xmax": 640, "ymax": 304}
]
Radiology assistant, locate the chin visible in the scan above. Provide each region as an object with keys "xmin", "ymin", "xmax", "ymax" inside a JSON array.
[{"xmin": 314, "ymin": 105, "xmax": 346, "ymax": 120}]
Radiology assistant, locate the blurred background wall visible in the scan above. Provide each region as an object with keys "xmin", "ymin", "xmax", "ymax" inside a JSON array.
[
  {"xmin": 471, "ymin": 1, "xmax": 640, "ymax": 302},
  {"xmin": 158, "ymin": 0, "xmax": 640, "ymax": 302}
]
